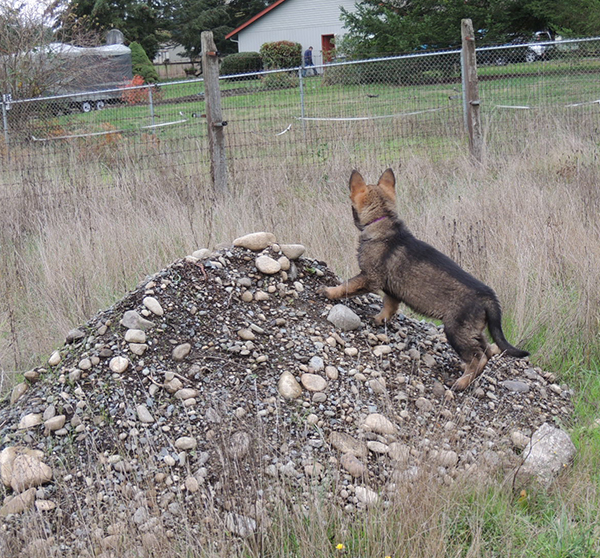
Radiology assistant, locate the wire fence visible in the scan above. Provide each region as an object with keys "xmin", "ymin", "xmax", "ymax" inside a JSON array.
[{"xmin": 1, "ymin": 36, "xmax": 600, "ymax": 193}]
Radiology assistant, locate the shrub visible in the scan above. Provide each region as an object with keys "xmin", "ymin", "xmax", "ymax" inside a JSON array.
[
  {"xmin": 130, "ymin": 41, "xmax": 159, "ymax": 84},
  {"xmin": 220, "ymin": 52, "xmax": 263, "ymax": 76},
  {"xmin": 322, "ymin": 52, "xmax": 461, "ymax": 87},
  {"xmin": 122, "ymin": 75, "xmax": 148, "ymax": 105},
  {"xmin": 259, "ymin": 41, "xmax": 301, "ymax": 70}
]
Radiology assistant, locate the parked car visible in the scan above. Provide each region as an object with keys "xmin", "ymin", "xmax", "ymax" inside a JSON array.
[{"xmin": 477, "ymin": 31, "xmax": 557, "ymax": 66}]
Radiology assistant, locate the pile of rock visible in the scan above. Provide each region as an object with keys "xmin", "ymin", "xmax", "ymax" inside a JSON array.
[
  {"xmin": 0, "ymin": 231, "xmax": 575, "ymax": 553},
  {"xmin": 0, "ymin": 447, "xmax": 53, "ymax": 517}
]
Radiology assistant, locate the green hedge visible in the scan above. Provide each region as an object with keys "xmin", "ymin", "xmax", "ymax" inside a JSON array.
[
  {"xmin": 220, "ymin": 52, "xmax": 263, "ymax": 76},
  {"xmin": 323, "ymin": 52, "xmax": 461, "ymax": 86},
  {"xmin": 259, "ymin": 41, "xmax": 302, "ymax": 70}
]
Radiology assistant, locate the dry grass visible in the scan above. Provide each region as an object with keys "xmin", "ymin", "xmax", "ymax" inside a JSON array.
[
  {"xmin": 1, "ymin": 119, "xmax": 599, "ymax": 377},
  {"xmin": 2, "ymin": 457, "xmax": 598, "ymax": 557},
  {"xmin": 1, "ymin": 116, "xmax": 600, "ymax": 556}
]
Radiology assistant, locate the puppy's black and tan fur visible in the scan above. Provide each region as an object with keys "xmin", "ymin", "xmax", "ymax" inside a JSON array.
[{"xmin": 321, "ymin": 168, "xmax": 529, "ymax": 390}]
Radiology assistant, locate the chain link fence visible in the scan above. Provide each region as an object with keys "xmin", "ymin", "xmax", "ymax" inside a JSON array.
[
  {"xmin": 476, "ymin": 37, "xmax": 600, "ymax": 155},
  {"xmin": 1, "ymin": 36, "xmax": 599, "ymax": 192}
]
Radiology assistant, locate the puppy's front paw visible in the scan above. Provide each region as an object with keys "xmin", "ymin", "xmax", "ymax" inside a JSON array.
[
  {"xmin": 373, "ymin": 311, "xmax": 390, "ymax": 325},
  {"xmin": 317, "ymin": 286, "xmax": 336, "ymax": 299}
]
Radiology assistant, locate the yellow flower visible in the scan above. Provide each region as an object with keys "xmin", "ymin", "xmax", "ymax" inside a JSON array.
[
  {"xmin": 336, "ymin": 543, "xmax": 345, "ymax": 550},
  {"xmin": 518, "ymin": 489, "xmax": 528, "ymax": 503}
]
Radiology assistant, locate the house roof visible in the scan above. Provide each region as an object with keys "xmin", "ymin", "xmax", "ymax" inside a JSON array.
[{"xmin": 225, "ymin": 0, "xmax": 289, "ymax": 40}]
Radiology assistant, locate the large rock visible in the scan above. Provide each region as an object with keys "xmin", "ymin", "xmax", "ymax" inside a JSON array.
[
  {"xmin": 0, "ymin": 487, "xmax": 36, "ymax": 517},
  {"xmin": 175, "ymin": 436, "xmax": 197, "ymax": 450},
  {"xmin": 255, "ymin": 255, "xmax": 281, "ymax": 275},
  {"xmin": 233, "ymin": 232, "xmax": 276, "ymax": 251},
  {"xmin": 225, "ymin": 512, "xmax": 257, "ymax": 537},
  {"xmin": 10, "ymin": 383, "xmax": 28, "ymax": 405},
  {"xmin": 44, "ymin": 415, "xmax": 66, "ymax": 434},
  {"xmin": 143, "ymin": 296, "xmax": 164, "ymax": 316},
  {"xmin": 120, "ymin": 310, "xmax": 154, "ymax": 330},
  {"xmin": 327, "ymin": 304, "xmax": 362, "ymax": 331},
  {"xmin": 109, "ymin": 356, "xmax": 130, "ymax": 373},
  {"xmin": 340, "ymin": 453, "xmax": 367, "ymax": 477},
  {"xmin": 329, "ymin": 432, "xmax": 368, "ymax": 458},
  {"xmin": 0, "ymin": 447, "xmax": 18, "ymax": 487},
  {"xmin": 519, "ymin": 423, "xmax": 576, "ymax": 485},
  {"xmin": 278, "ymin": 371, "xmax": 303, "ymax": 399},
  {"xmin": 136, "ymin": 405, "xmax": 155, "ymax": 424},
  {"xmin": 18, "ymin": 413, "xmax": 42, "ymax": 430},
  {"xmin": 362, "ymin": 413, "xmax": 397, "ymax": 436},
  {"xmin": 355, "ymin": 486, "xmax": 379, "ymax": 506},
  {"xmin": 2, "ymin": 451, "xmax": 53, "ymax": 492},
  {"xmin": 172, "ymin": 343, "xmax": 192, "ymax": 361},
  {"xmin": 125, "ymin": 329, "xmax": 146, "ymax": 343},
  {"xmin": 280, "ymin": 244, "xmax": 306, "ymax": 260},
  {"xmin": 300, "ymin": 373, "xmax": 327, "ymax": 392}
]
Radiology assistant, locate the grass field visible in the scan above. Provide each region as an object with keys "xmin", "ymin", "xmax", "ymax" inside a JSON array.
[
  {"xmin": 2, "ymin": 53, "xmax": 600, "ymax": 556},
  {"xmin": 10, "ymin": 54, "xmax": 600, "ymax": 147}
]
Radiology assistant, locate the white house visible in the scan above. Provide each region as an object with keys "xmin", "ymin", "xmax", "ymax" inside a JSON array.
[
  {"xmin": 154, "ymin": 43, "xmax": 192, "ymax": 65},
  {"xmin": 153, "ymin": 43, "xmax": 195, "ymax": 79},
  {"xmin": 224, "ymin": 0, "xmax": 358, "ymax": 66}
]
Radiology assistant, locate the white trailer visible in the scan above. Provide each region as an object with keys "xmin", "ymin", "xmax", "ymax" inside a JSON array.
[{"xmin": 44, "ymin": 42, "xmax": 133, "ymax": 112}]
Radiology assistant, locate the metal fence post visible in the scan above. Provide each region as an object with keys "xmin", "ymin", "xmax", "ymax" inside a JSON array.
[
  {"xmin": 148, "ymin": 85, "xmax": 155, "ymax": 130},
  {"xmin": 201, "ymin": 31, "xmax": 228, "ymax": 195},
  {"xmin": 1, "ymin": 94, "xmax": 10, "ymax": 162},
  {"xmin": 298, "ymin": 68, "xmax": 306, "ymax": 138},
  {"xmin": 461, "ymin": 19, "xmax": 483, "ymax": 163}
]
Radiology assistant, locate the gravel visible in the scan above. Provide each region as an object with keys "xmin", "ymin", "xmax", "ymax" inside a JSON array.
[{"xmin": 0, "ymin": 238, "xmax": 574, "ymax": 553}]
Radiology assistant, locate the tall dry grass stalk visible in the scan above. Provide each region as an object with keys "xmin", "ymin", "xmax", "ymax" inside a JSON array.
[
  {"xmin": 1, "ymin": 119, "xmax": 599, "ymax": 382},
  {"xmin": 2, "ymin": 456, "xmax": 598, "ymax": 557}
]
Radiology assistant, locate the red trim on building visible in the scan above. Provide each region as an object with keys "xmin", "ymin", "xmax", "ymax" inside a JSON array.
[{"xmin": 225, "ymin": 0, "xmax": 289, "ymax": 40}]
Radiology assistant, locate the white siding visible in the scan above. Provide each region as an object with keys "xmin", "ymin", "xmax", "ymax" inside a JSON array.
[{"xmin": 232, "ymin": 0, "xmax": 357, "ymax": 66}]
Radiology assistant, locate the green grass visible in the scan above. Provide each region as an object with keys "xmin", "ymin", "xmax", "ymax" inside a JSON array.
[
  {"xmin": 19, "ymin": 56, "xmax": 600, "ymax": 155},
  {"xmin": 251, "ymin": 472, "xmax": 600, "ymax": 558},
  {"xmin": 477, "ymin": 55, "xmax": 600, "ymax": 78}
]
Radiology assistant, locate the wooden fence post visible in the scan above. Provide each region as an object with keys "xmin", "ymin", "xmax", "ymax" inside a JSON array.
[
  {"xmin": 201, "ymin": 31, "xmax": 228, "ymax": 194},
  {"xmin": 461, "ymin": 19, "xmax": 483, "ymax": 163}
]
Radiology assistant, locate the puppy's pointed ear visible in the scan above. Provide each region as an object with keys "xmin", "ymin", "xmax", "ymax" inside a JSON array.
[
  {"xmin": 377, "ymin": 168, "xmax": 396, "ymax": 201},
  {"xmin": 349, "ymin": 169, "xmax": 367, "ymax": 210},
  {"xmin": 349, "ymin": 169, "xmax": 366, "ymax": 193}
]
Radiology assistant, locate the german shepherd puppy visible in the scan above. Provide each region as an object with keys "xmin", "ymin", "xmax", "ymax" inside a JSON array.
[{"xmin": 320, "ymin": 168, "xmax": 529, "ymax": 390}]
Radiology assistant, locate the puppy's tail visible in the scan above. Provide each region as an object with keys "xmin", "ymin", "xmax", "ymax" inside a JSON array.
[{"xmin": 485, "ymin": 298, "xmax": 530, "ymax": 358}]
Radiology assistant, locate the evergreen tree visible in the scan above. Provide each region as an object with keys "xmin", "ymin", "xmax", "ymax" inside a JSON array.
[
  {"xmin": 170, "ymin": 0, "xmax": 232, "ymax": 58},
  {"xmin": 130, "ymin": 40, "xmax": 159, "ymax": 82},
  {"xmin": 169, "ymin": 0, "xmax": 272, "ymax": 60},
  {"xmin": 338, "ymin": 0, "xmax": 600, "ymax": 57},
  {"xmin": 227, "ymin": 0, "xmax": 270, "ymax": 29}
]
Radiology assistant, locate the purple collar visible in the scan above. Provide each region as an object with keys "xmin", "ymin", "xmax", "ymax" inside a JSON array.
[{"xmin": 365, "ymin": 215, "xmax": 387, "ymax": 226}]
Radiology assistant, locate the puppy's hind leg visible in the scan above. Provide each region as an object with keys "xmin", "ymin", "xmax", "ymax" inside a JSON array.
[
  {"xmin": 374, "ymin": 294, "xmax": 399, "ymax": 324},
  {"xmin": 453, "ymin": 351, "xmax": 488, "ymax": 391},
  {"xmin": 444, "ymin": 322, "xmax": 489, "ymax": 391}
]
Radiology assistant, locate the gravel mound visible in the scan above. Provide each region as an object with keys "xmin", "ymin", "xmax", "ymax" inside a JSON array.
[{"xmin": 0, "ymin": 237, "xmax": 574, "ymax": 552}]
